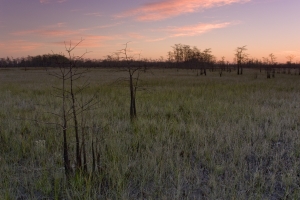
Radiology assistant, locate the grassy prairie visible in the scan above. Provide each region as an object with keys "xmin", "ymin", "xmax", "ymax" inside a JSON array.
[{"xmin": 0, "ymin": 68, "xmax": 300, "ymax": 199}]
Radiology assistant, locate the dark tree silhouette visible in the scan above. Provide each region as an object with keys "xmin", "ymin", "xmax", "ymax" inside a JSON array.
[
  {"xmin": 117, "ymin": 42, "xmax": 145, "ymax": 121},
  {"xmin": 235, "ymin": 46, "xmax": 247, "ymax": 75}
]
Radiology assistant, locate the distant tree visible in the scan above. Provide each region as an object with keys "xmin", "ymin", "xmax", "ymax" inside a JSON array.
[
  {"xmin": 286, "ymin": 54, "xmax": 295, "ymax": 64},
  {"xmin": 286, "ymin": 54, "xmax": 298, "ymax": 75},
  {"xmin": 182, "ymin": 44, "xmax": 191, "ymax": 62},
  {"xmin": 172, "ymin": 44, "xmax": 184, "ymax": 63},
  {"xmin": 167, "ymin": 51, "xmax": 174, "ymax": 62},
  {"xmin": 262, "ymin": 54, "xmax": 276, "ymax": 78},
  {"xmin": 269, "ymin": 53, "xmax": 276, "ymax": 65},
  {"xmin": 202, "ymin": 48, "xmax": 215, "ymax": 74},
  {"xmin": 218, "ymin": 56, "xmax": 226, "ymax": 77},
  {"xmin": 235, "ymin": 46, "xmax": 247, "ymax": 75},
  {"xmin": 0, "ymin": 58, "xmax": 7, "ymax": 68},
  {"xmin": 167, "ymin": 44, "xmax": 217, "ymax": 75}
]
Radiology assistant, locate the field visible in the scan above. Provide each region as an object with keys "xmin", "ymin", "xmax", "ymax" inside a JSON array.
[{"xmin": 1, "ymin": 68, "xmax": 300, "ymax": 199}]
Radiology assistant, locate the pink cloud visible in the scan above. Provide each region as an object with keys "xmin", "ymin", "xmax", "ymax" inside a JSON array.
[
  {"xmin": 92, "ymin": 22, "xmax": 123, "ymax": 29},
  {"xmin": 117, "ymin": 0, "xmax": 250, "ymax": 21},
  {"xmin": 52, "ymin": 35, "xmax": 120, "ymax": 48},
  {"xmin": 10, "ymin": 23, "xmax": 122, "ymax": 49},
  {"xmin": 12, "ymin": 22, "xmax": 121, "ymax": 39},
  {"xmin": 12, "ymin": 28, "xmax": 80, "ymax": 37},
  {"xmin": 84, "ymin": 35, "xmax": 117, "ymax": 46},
  {"xmin": 39, "ymin": 30, "xmax": 78, "ymax": 37},
  {"xmin": 147, "ymin": 21, "xmax": 234, "ymax": 41},
  {"xmin": 167, "ymin": 22, "xmax": 232, "ymax": 37},
  {"xmin": 127, "ymin": 33, "xmax": 145, "ymax": 39},
  {"xmin": 0, "ymin": 40, "xmax": 42, "ymax": 52},
  {"xmin": 146, "ymin": 37, "xmax": 168, "ymax": 42}
]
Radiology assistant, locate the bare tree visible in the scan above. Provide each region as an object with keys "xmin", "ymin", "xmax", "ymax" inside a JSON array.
[
  {"xmin": 219, "ymin": 56, "xmax": 226, "ymax": 77},
  {"xmin": 49, "ymin": 52, "xmax": 72, "ymax": 178},
  {"xmin": 235, "ymin": 46, "xmax": 247, "ymax": 75},
  {"xmin": 49, "ymin": 39, "xmax": 98, "ymax": 177},
  {"xmin": 286, "ymin": 54, "xmax": 295, "ymax": 64},
  {"xmin": 118, "ymin": 42, "xmax": 145, "ymax": 121},
  {"xmin": 202, "ymin": 48, "xmax": 214, "ymax": 75},
  {"xmin": 167, "ymin": 51, "xmax": 174, "ymax": 62},
  {"xmin": 269, "ymin": 53, "xmax": 276, "ymax": 65},
  {"xmin": 285, "ymin": 54, "xmax": 296, "ymax": 74},
  {"xmin": 267, "ymin": 53, "xmax": 276, "ymax": 78}
]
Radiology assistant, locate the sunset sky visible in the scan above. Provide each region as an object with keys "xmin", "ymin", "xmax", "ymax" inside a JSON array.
[{"xmin": 0, "ymin": 0, "xmax": 299, "ymax": 63}]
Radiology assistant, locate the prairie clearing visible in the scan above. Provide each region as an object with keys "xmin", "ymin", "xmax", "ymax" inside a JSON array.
[{"xmin": 0, "ymin": 68, "xmax": 300, "ymax": 199}]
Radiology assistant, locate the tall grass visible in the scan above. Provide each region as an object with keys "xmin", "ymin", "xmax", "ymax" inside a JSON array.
[{"xmin": 0, "ymin": 68, "xmax": 300, "ymax": 199}]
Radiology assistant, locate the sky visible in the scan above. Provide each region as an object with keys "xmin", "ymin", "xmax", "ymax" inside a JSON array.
[{"xmin": 0, "ymin": 0, "xmax": 299, "ymax": 63}]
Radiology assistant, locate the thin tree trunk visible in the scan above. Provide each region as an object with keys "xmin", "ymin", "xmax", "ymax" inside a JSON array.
[
  {"xmin": 82, "ymin": 125, "xmax": 87, "ymax": 173},
  {"xmin": 129, "ymin": 73, "xmax": 136, "ymax": 121},
  {"xmin": 63, "ymin": 126, "xmax": 71, "ymax": 177},
  {"xmin": 92, "ymin": 140, "xmax": 95, "ymax": 173},
  {"xmin": 62, "ymin": 73, "xmax": 71, "ymax": 177},
  {"xmin": 70, "ymin": 66, "xmax": 81, "ymax": 171}
]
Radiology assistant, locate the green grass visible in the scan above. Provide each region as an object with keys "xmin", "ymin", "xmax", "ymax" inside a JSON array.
[{"xmin": 1, "ymin": 68, "xmax": 300, "ymax": 199}]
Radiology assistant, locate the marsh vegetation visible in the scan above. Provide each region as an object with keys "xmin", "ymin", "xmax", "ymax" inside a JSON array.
[{"xmin": 1, "ymin": 67, "xmax": 300, "ymax": 199}]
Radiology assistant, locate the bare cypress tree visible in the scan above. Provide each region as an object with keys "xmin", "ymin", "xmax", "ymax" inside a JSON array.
[
  {"xmin": 49, "ymin": 53, "xmax": 72, "ymax": 178},
  {"xmin": 269, "ymin": 53, "xmax": 276, "ymax": 78},
  {"xmin": 235, "ymin": 46, "xmax": 247, "ymax": 75},
  {"xmin": 49, "ymin": 39, "xmax": 98, "ymax": 176},
  {"xmin": 66, "ymin": 41, "xmax": 82, "ymax": 171},
  {"xmin": 118, "ymin": 42, "xmax": 145, "ymax": 121}
]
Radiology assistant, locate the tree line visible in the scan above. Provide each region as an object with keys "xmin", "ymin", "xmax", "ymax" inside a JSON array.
[{"xmin": 1, "ymin": 44, "xmax": 300, "ymax": 77}]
